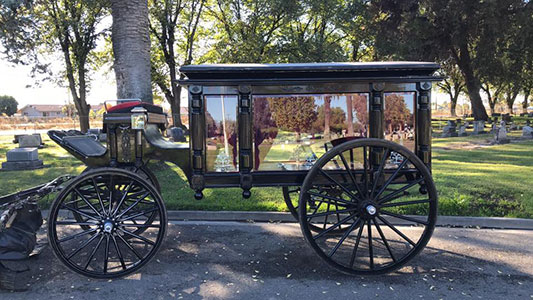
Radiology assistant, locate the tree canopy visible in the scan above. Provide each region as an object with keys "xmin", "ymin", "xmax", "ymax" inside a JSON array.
[{"xmin": 0, "ymin": 95, "xmax": 18, "ymax": 116}]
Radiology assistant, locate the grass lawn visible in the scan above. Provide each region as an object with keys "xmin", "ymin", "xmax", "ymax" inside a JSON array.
[{"xmin": 1, "ymin": 133, "xmax": 532, "ymax": 218}]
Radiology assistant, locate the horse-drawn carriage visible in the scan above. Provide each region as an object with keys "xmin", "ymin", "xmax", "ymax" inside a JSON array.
[{"xmin": 3, "ymin": 62, "xmax": 442, "ymax": 278}]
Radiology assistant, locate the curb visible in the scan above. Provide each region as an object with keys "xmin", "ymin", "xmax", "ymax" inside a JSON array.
[
  {"xmin": 167, "ymin": 211, "xmax": 533, "ymax": 230},
  {"xmin": 41, "ymin": 210, "xmax": 533, "ymax": 230}
]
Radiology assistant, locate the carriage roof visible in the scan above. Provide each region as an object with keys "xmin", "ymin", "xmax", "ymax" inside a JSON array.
[{"xmin": 179, "ymin": 62, "xmax": 442, "ymax": 83}]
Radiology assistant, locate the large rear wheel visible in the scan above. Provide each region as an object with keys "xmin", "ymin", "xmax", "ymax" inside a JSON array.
[{"xmin": 299, "ymin": 139, "xmax": 437, "ymax": 275}]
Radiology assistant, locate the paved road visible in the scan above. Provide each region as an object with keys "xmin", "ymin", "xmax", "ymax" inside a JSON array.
[{"xmin": 1, "ymin": 222, "xmax": 532, "ymax": 299}]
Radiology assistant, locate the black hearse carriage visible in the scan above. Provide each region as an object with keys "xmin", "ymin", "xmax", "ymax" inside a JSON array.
[{"xmin": 38, "ymin": 62, "xmax": 441, "ymax": 278}]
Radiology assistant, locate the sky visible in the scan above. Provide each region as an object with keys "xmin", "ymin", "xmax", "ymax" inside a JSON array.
[{"xmin": 0, "ymin": 57, "xmax": 117, "ymax": 108}]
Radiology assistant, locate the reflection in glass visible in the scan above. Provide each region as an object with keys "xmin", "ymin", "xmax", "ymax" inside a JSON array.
[
  {"xmin": 253, "ymin": 94, "xmax": 369, "ymax": 171},
  {"xmin": 205, "ymin": 95, "xmax": 238, "ymax": 172},
  {"xmin": 384, "ymin": 92, "xmax": 416, "ymax": 152}
]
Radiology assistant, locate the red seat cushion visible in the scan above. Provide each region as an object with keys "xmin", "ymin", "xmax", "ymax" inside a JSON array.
[{"xmin": 106, "ymin": 101, "xmax": 164, "ymax": 114}]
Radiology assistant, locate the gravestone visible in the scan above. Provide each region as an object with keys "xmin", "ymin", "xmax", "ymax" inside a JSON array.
[
  {"xmin": 458, "ymin": 122, "xmax": 468, "ymax": 136},
  {"xmin": 17, "ymin": 134, "xmax": 43, "ymax": 148},
  {"xmin": 509, "ymin": 122, "xmax": 518, "ymax": 131},
  {"xmin": 2, "ymin": 148, "xmax": 44, "ymax": 171},
  {"xmin": 522, "ymin": 121, "xmax": 533, "ymax": 138},
  {"xmin": 472, "ymin": 121, "xmax": 486, "ymax": 135},
  {"xmin": 493, "ymin": 121, "xmax": 510, "ymax": 144},
  {"xmin": 441, "ymin": 120, "xmax": 458, "ymax": 137}
]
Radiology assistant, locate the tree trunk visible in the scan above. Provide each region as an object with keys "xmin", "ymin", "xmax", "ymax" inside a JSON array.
[
  {"xmin": 463, "ymin": 76, "xmax": 488, "ymax": 120},
  {"xmin": 489, "ymin": 105, "xmax": 495, "ymax": 116},
  {"xmin": 522, "ymin": 91, "xmax": 529, "ymax": 114},
  {"xmin": 450, "ymin": 94, "xmax": 458, "ymax": 117},
  {"xmin": 324, "ymin": 96, "xmax": 331, "ymax": 139},
  {"xmin": 111, "ymin": 0, "xmax": 153, "ymax": 103},
  {"xmin": 346, "ymin": 95, "xmax": 353, "ymax": 136}
]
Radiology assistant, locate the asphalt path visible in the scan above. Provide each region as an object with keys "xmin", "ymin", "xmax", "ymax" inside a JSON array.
[{"xmin": 1, "ymin": 221, "xmax": 532, "ymax": 299}]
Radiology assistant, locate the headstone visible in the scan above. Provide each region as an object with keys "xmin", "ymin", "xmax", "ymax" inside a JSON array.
[
  {"xmin": 523, "ymin": 120, "xmax": 533, "ymax": 138},
  {"xmin": 472, "ymin": 121, "xmax": 486, "ymax": 135},
  {"xmin": 18, "ymin": 135, "xmax": 41, "ymax": 148},
  {"xmin": 2, "ymin": 148, "xmax": 44, "ymax": 171},
  {"xmin": 167, "ymin": 127, "xmax": 186, "ymax": 142},
  {"xmin": 509, "ymin": 123, "xmax": 518, "ymax": 131},
  {"xmin": 494, "ymin": 121, "xmax": 510, "ymax": 144},
  {"xmin": 441, "ymin": 120, "xmax": 458, "ymax": 137},
  {"xmin": 16, "ymin": 134, "xmax": 43, "ymax": 148},
  {"xmin": 458, "ymin": 123, "xmax": 468, "ymax": 136}
]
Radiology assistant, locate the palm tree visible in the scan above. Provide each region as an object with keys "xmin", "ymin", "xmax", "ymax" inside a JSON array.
[{"xmin": 110, "ymin": 0, "xmax": 153, "ymax": 103}]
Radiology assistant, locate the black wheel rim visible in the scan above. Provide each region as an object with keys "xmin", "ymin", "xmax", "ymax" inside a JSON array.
[
  {"xmin": 299, "ymin": 139, "xmax": 437, "ymax": 275},
  {"xmin": 73, "ymin": 166, "xmax": 160, "ymax": 235},
  {"xmin": 49, "ymin": 168, "xmax": 167, "ymax": 278}
]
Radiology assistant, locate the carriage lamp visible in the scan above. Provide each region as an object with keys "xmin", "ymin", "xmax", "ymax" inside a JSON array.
[
  {"xmin": 131, "ymin": 106, "xmax": 147, "ymax": 149},
  {"xmin": 131, "ymin": 107, "xmax": 147, "ymax": 130}
]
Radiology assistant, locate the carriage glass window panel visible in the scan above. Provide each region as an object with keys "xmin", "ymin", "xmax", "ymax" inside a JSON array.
[
  {"xmin": 205, "ymin": 95, "xmax": 239, "ymax": 172},
  {"xmin": 252, "ymin": 93, "xmax": 369, "ymax": 171},
  {"xmin": 384, "ymin": 92, "xmax": 416, "ymax": 152}
]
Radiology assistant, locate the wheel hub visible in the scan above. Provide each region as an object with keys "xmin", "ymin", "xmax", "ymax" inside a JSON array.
[
  {"xmin": 366, "ymin": 205, "xmax": 377, "ymax": 216},
  {"xmin": 103, "ymin": 220, "xmax": 114, "ymax": 233}
]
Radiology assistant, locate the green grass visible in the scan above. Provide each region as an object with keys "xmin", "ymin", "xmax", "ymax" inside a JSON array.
[{"xmin": 1, "ymin": 133, "xmax": 532, "ymax": 218}]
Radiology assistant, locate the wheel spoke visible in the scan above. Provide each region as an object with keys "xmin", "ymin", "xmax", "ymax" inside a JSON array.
[
  {"xmin": 108, "ymin": 175, "xmax": 114, "ymax": 216},
  {"xmin": 112, "ymin": 181, "xmax": 135, "ymax": 216},
  {"xmin": 111, "ymin": 234, "xmax": 127, "ymax": 270},
  {"xmin": 367, "ymin": 220, "xmax": 374, "ymax": 270},
  {"xmin": 349, "ymin": 222, "xmax": 365, "ymax": 268},
  {"xmin": 91, "ymin": 177, "xmax": 107, "ymax": 214},
  {"xmin": 119, "ymin": 207, "xmax": 158, "ymax": 222},
  {"xmin": 337, "ymin": 153, "xmax": 365, "ymax": 197},
  {"xmin": 73, "ymin": 188, "xmax": 103, "ymax": 218},
  {"xmin": 58, "ymin": 228, "xmax": 97, "ymax": 243},
  {"xmin": 380, "ymin": 199, "xmax": 430, "ymax": 208},
  {"xmin": 363, "ymin": 146, "xmax": 369, "ymax": 197},
  {"xmin": 380, "ymin": 210, "xmax": 429, "ymax": 225},
  {"xmin": 313, "ymin": 215, "xmax": 358, "ymax": 240},
  {"xmin": 115, "ymin": 192, "xmax": 151, "ymax": 218},
  {"xmin": 307, "ymin": 207, "xmax": 357, "ymax": 219},
  {"xmin": 376, "ymin": 215, "xmax": 416, "ymax": 246},
  {"xmin": 103, "ymin": 235, "xmax": 110, "ymax": 274},
  {"xmin": 55, "ymin": 221, "xmax": 98, "ymax": 226},
  {"xmin": 328, "ymin": 218, "xmax": 362, "ymax": 257},
  {"xmin": 66, "ymin": 232, "xmax": 100, "ymax": 259},
  {"xmin": 119, "ymin": 223, "xmax": 160, "ymax": 228},
  {"xmin": 374, "ymin": 159, "xmax": 409, "ymax": 199},
  {"xmin": 306, "ymin": 191, "xmax": 354, "ymax": 207},
  {"xmin": 117, "ymin": 233, "xmax": 143, "ymax": 260},
  {"xmin": 61, "ymin": 205, "xmax": 99, "ymax": 221},
  {"xmin": 373, "ymin": 218, "xmax": 396, "ymax": 262},
  {"xmin": 84, "ymin": 234, "xmax": 105, "ymax": 270},
  {"xmin": 378, "ymin": 178, "xmax": 425, "ymax": 204},
  {"xmin": 318, "ymin": 169, "xmax": 359, "ymax": 200},
  {"xmin": 371, "ymin": 148, "xmax": 390, "ymax": 197},
  {"xmin": 118, "ymin": 228, "xmax": 155, "ymax": 246}
]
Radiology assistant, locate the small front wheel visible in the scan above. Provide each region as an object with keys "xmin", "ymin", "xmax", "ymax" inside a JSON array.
[
  {"xmin": 48, "ymin": 168, "xmax": 167, "ymax": 278},
  {"xmin": 299, "ymin": 139, "xmax": 437, "ymax": 275}
]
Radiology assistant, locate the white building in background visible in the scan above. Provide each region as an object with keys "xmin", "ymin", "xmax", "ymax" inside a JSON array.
[{"xmin": 18, "ymin": 104, "xmax": 65, "ymax": 117}]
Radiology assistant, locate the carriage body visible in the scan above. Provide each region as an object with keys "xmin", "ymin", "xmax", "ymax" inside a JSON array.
[
  {"xmin": 178, "ymin": 62, "xmax": 441, "ymax": 198},
  {"xmin": 45, "ymin": 62, "xmax": 444, "ymax": 278}
]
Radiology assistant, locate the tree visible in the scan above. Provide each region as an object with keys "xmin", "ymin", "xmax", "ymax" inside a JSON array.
[
  {"xmin": 207, "ymin": 0, "xmax": 299, "ymax": 63},
  {"xmin": 111, "ymin": 0, "xmax": 153, "ymax": 103},
  {"xmin": 312, "ymin": 105, "xmax": 346, "ymax": 136},
  {"xmin": 0, "ymin": 0, "xmax": 109, "ymax": 132},
  {"xmin": 352, "ymin": 93, "xmax": 368, "ymax": 135},
  {"xmin": 149, "ymin": 0, "xmax": 205, "ymax": 128},
  {"xmin": 437, "ymin": 61, "xmax": 464, "ymax": 117},
  {"xmin": 384, "ymin": 94, "xmax": 411, "ymax": 133},
  {"xmin": 267, "ymin": 96, "xmax": 317, "ymax": 140},
  {"xmin": 253, "ymin": 97, "xmax": 278, "ymax": 170},
  {"xmin": 480, "ymin": 82, "xmax": 504, "ymax": 116},
  {"xmin": 370, "ymin": 0, "xmax": 529, "ymax": 121},
  {"xmin": 0, "ymin": 95, "xmax": 18, "ymax": 116}
]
